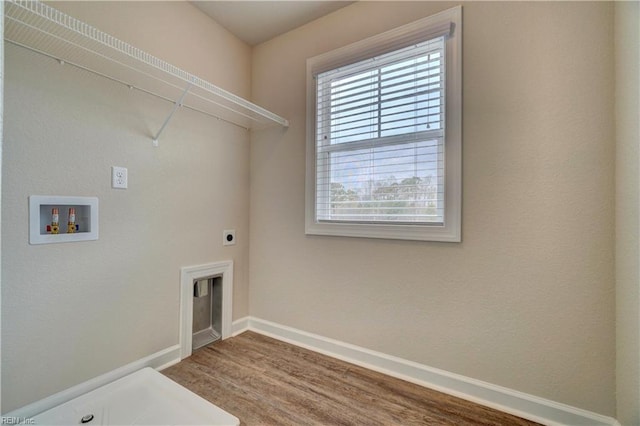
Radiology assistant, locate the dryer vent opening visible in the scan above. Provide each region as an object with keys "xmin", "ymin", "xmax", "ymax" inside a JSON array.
[
  {"xmin": 192, "ymin": 276, "xmax": 223, "ymax": 350},
  {"xmin": 180, "ymin": 260, "xmax": 233, "ymax": 359}
]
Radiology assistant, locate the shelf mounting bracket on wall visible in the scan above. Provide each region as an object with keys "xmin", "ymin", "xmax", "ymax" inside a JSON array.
[
  {"xmin": 153, "ymin": 83, "xmax": 192, "ymax": 146},
  {"xmin": 4, "ymin": 0, "xmax": 290, "ymax": 140}
]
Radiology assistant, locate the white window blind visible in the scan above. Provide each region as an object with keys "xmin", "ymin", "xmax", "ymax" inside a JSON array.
[{"xmin": 315, "ymin": 36, "xmax": 446, "ymax": 225}]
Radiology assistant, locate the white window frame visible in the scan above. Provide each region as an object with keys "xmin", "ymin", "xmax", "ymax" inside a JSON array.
[{"xmin": 305, "ymin": 6, "xmax": 462, "ymax": 242}]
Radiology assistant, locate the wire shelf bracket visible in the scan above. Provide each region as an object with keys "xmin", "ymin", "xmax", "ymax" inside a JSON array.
[
  {"xmin": 4, "ymin": 0, "xmax": 289, "ymax": 146},
  {"xmin": 152, "ymin": 83, "xmax": 192, "ymax": 146}
]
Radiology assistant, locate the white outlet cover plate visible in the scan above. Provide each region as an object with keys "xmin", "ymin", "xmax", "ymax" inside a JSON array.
[{"xmin": 112, "ymin": 166, "xmax": 128, "ymax": 189}]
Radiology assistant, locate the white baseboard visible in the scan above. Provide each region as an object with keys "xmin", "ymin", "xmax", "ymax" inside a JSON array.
[
  {"xmin": 232, "ymin": 317, "xmax": 249, "ymax": 336},
  {"xmin": 240, "ymin": 316, "xmax": 619, "ymax": 426},
  {"xmin": 4, "ymin": 344, "xmax": 181, "ymax": 419}
]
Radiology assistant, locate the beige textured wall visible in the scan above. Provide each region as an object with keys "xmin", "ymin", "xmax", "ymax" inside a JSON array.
[
  {"xmin": 2, "ymin": 2, "xmax": 251, "ymax": 412},
  {"xmin": 615, "ymin": 1, "xmax": 640, "ymax": 424},
  {"xmin": 250, "ymin": 1, "xmax": 616, "ymax": 415}
]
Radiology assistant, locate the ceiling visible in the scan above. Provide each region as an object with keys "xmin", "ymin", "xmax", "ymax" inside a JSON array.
[{"xmin": 191, "ymin": 1, "xmax": 355, "ymax": 46}]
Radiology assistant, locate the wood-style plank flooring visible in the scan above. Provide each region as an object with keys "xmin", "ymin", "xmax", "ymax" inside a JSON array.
[{"xmin": 162, "ymin": 332, "xmax": 541, "ymax": 426}]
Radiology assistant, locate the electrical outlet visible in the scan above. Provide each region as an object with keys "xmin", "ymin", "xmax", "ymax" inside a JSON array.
[
  {"xmin": 223, "ymin": 229, "xmax": 236, "ymax": 246},
  {"xmin": 112, "ymin": 166, "xmax": 128, "ymax": 189}
]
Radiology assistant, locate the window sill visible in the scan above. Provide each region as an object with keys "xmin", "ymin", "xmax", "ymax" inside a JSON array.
[{"xmin": 305, "ymin": 220, "xmax": 461, "ymax": 242}]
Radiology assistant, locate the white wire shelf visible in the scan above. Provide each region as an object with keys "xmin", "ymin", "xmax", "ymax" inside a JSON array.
[{"xmin": 4, "ymin": 0, "xmax": 289, "ymax": 143}]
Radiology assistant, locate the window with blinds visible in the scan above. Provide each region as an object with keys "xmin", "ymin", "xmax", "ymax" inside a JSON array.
[
  {"xmin": 315, "ymin": 37, "xmax": 445, "ymax": 225},
  {"xmin": 305, "ymin": 7, "xmax": 461, "ymax": 242}
]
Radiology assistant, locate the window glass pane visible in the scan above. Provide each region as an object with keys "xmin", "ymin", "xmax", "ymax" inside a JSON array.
[{"xmin": 317, "ymin": 140, "xmax": 444, "ymax": 223}]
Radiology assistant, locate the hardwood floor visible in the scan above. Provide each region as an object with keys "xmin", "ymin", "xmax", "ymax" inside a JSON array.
[{"xmin": 162, "ymin": 332, "xmax": 541, "ymax": 426}]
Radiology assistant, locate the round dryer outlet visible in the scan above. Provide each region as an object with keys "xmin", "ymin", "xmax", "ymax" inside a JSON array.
[{"xmin": 223, "ymin": 229, "xmax": 236, "ymax": 246}]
